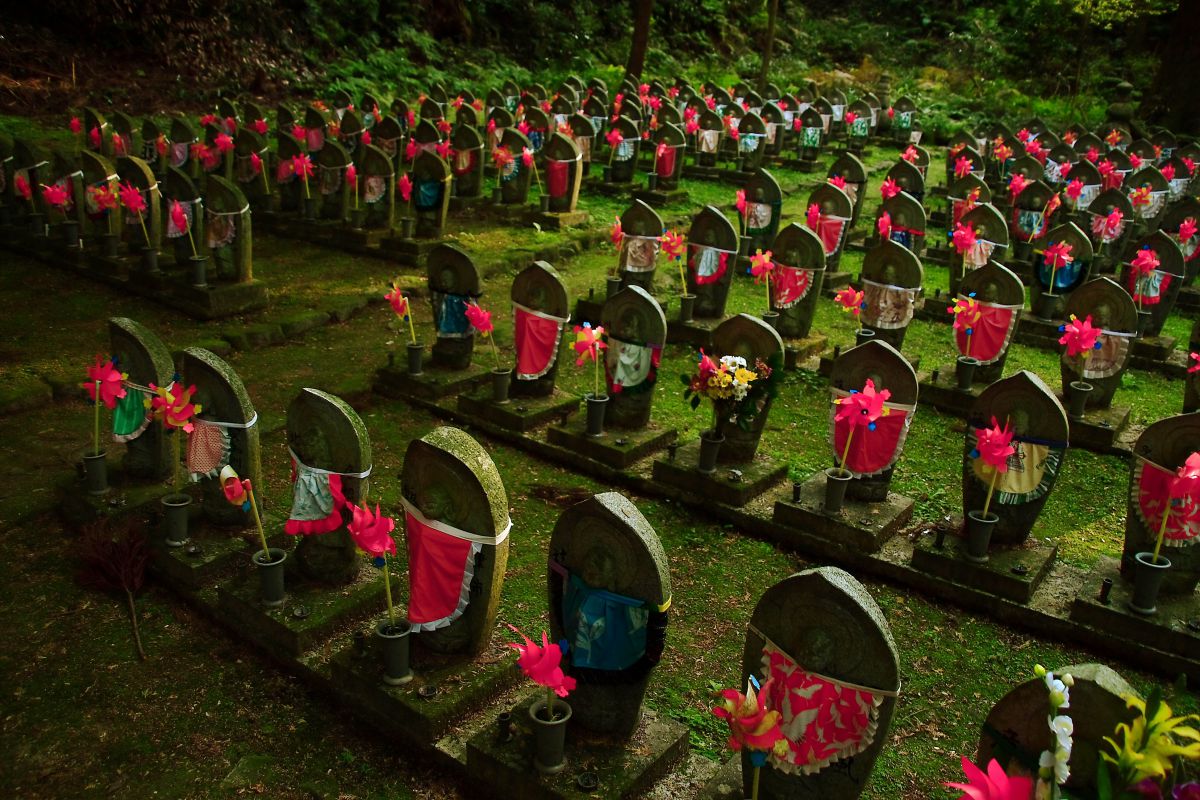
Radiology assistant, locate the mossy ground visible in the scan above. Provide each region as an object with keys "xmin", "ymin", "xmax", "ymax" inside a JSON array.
[{"xmin": 3, "ymin": 123, "xmax": 1198, "ymax": 800}]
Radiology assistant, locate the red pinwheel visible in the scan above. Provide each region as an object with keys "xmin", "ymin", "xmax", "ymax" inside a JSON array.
[
  {"xmin": 1016, "ymin": 128, "xmax": 1031, "ymax": 143},
  {"xmin": 89, "ymin": 184, "xmax": 118, "ymax": 212},
  {"xmin": 1163, "ymin": 164, "xmax": 1176, "ymax": 182},
  {"xmin": 1180, "ymin": 218, "xmax": 1197, "ymax": 243},
  {"xmin": 1185, "ymin": 157, "xmax": 1197, "ymax": 177},
  {"xmin": 835, "ymin": 286, "xmax": 865, "ymax": 318},
  {"xmin": 1044, "ymin": 240, "xmax": 1074, "ymax": 270},
  {"xmin": 660, "ymin": 230, "xmax": 685, "ymax": 261},
  {"xmin": 291, "ymin": 153, "xmax": 314, "ymax": 198},
  {"xmin": 993, "ymin": 142, "xmax": 1012, "ymax": 163},
  {"xmin": 792, "ymin": 116, "xmax": 802, "ymax": 132},
  {"xmin": 220, "ymin": 466, "xmax": 251, "ymax": 510},
  {"xmin": 397, "ymin": 173, "xmax": 413, "ymax": 203},
  {"xmin": 712, "ymin": 678, "xmax": 786, "ymax": 757},
  {"xmin": 1101, "ymin": 208, "xmax": 1124, "ymax": 241},
  {"xmin": 348, "ymin": 502, "xmax": 397, "ymax": 559},
  {"xmin": 1065, "ymin": 178, "xmax": 1084, "ymax": 203},
  {"xmin": 1063, "ymin": 131, "xmax": 1078, "ymax": 145},
  {"xmin": 835, "ymin": 378, "xmax": 891, "ymax": 430},
  {"xmin": 686, "ymin": 119, "xmax": 700, "ymax": 135},
  {"xmin": 880, "ymin": 177, "xmax": 900, "ymax": 199},
  {"xmin": 251, "ymin": 119, "xmax": 268, "ymax": 135},
  {"xmin": 735, "ymin": 189, "xmax": 747, "ymax": 219},
  {"xmin": 610, "ymin": 216, "xmax": 623, "ymax": 248},
  {"xmin": 435, "ymin": 140, "xmax": 453, "ymax": 160},
  {"xmin": 69, "ymin": 116, "xmax": 82, "ymax": 134},
  {"xmin": 89, "ymin": 126, "xmax": 101, "ymax": 150},
  {"xmin": 507, "ymin": 624, "xmax": 576, "ymax": 699},
  {"xmin": 806, "ymin": 203, "xmax": 820, "ymax": 231},
  {"xmin": 491, "ymin": 145, "xmax": 513, "ymax": 170},
  {"xmin": 14, "ymin": 174, "xmax": 31, "ymax": 201},
  {"xmin": 974, "ymin": 416, "xmax": 1015, "ymax": 472},
  {"xmin": 199, "ymin": 113, "xmax": 217, "ymax": 128},
  {"xmin": 886, "ymin": 107, "xmax": 895, "ymax": 119},
  {"xmin": 359, "ymin": 129, "xmax": 370, "ymax": 147},
  {"xmin": 1007, "ymin": 173, "xmax": 1028, "ymax": 200},
  {"xmin": 155, "ymin": 134, "xmax": 168, "ymax": 158},
  {"xmin": 170, "ymin": 200, "xmax": 188, "ymax": 236},
  {"xmin": 486, "ymin": 118, "xmax": 497, "ymax": 137},
  {"xmin": 83, "ymin": 356, "xmax": 127, "ymax": 410},
  {"xmin": 901, "ymin": 145, "xmax": 918, "ymax": 163},
  {"xmin": 149, "ymin": 380, "xmax": 201, "ymax": 432},
  {"xmin": 385, "ymin": 282, "xmax": 409, "ymax": 319},
  {"xmin": 1129, "ymin": 153, "xmax": 1144, "ymax": 170},
  {"xmin": 573, "ymin": 323, "xmax": 606, "ymax": 366},
  {"xmin": 1105, "ymin": 128, "xmax": 1123, "ymax": 146},
  {"xmin": 828, "ymin": 175, "xmax": 847, "ymax": 189},
  {"xmin": 954, "ymin": 156, "xmax": 974, "ymax": 179},
  {"xmin": 844, "ymin": 111, "xmax": 858, "ymax": 125},
  {"xmin": 952, "ymin": 222, "xmax": 977, "ymax": 255},
  {"xmin": 876, "ymin": 211, "xmax": 892, "ymax": 239},
  {"xmin": 118, "ymin": 181, "xmax": 146, "ymax": 215},
  {"xmin": 250, "ymin": 152, "xmax": 263, "ymax": 176},
  {"xmin": 291, "ymin": 124, "xmax": 305, "ymax": 141},
  {"xmin": 705, "ymin": 95, "xmax": 716, "ymax": 110},
  {"xmin": 1170, "ymin": 453, "xmax": 1200, "ymax": 501},
  {"xmin": 1131, "ymin": 247, "xmax": 1160, "ymax": 277},
  {"xmin": 1060, "ymin": 161, "xmax": 1073, "ymax": 179},
  {"xmin": 435, "ymin": 119, "xmax": 452, "ymax": 135},
  {"xmin": 464, "ymin": 302, "xmax": 493, "ymax": 337},
  {"xmin": 948, "ymin": 295, "xmax": 982, "ymax": 355},
  {"xmin": 41, "ymin": 183, "xmax": 70, "ymax": 210},
  {"xmin": 1130, "ymin": 185, "xmax": 1152, "ymax": 208},
  {"xmin": 1190, "ymin": 352, "xmax": 1200, "ymax": 374},
  {"xmin": 1058, "ymin": 314, "xmax": 1103, "ymax": 358},
  {"xmin": 400, "ymin": 138, "xmax": 418, "ymax": 164},
  {"xmin": 944, "ymin": 757, "xmax": 1033, "ymax": 800},
  {"xmin": 521, "ymin": 146, "xmax": 534, "ymax": 168},
  {"xmin": 1084, "ymin": 146, "xmax": 1099, "ymax": 163},
  {"xmin": 214, "ymin": 133, "xmax": 234, "ymax": 154},
  {"xmin": 405, "ymin": 109, "xmax": 416, "ymax": 128},
  {"xmin": 750, "ymin": 249, "xmax": 774, "ymax": 310}
]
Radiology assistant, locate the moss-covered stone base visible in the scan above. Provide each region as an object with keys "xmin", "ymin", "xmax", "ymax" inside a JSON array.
[
  {"xmin": 457, "ymin": 387, "xmax": 580, "ymax": 433},
  {"xmin": 910, "ymin": 530, "xmax": 1058, "ymax": 604},
  {"xmin": 548, "ymin": 419, "xmax": 676, "ymax": 469},
  {"xmin": 652, "ymin": 439, "xmax": 786, "ymax": 507},
  {"xmin": 774, "ymin": 471, "xmax": 914, "ymax": 553}
]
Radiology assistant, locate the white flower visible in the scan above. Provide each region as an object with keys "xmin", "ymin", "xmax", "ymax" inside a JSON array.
[
  {"xmin": 1044, "ymin": 671, "xmax": 1070, "ymax": 710},
  {"xmin": 1049, "ymin": 714, "xmax": 1074, "ymax": 754},
  {"xmin": 1040, "ymin": 747, "xmax": 1071, "ymax": 785},
  {"xmin": 719, "ymin": 355, "xmax": 746, "ymax": 370}
]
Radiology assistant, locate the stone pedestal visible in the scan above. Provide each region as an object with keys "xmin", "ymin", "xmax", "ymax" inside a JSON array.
[
  {"xmin": 529, "ymin": 210, "xmax": 590, "ymax": 231},
  {"xmin": 909, "ymin": 528, "xmax": 1058, "ymax": 604},
  {"xmin": 666, "ymin": 316, "xmax": 722, "ymax": 350},
  {"xmin": 782, "ymin": 334, "xmax": 830, "ymax": 369},
  {"xmin": 547, "ymin": 419, "xmax": 676, "ymax": 470},
  {"xmin": 1015, "ymin": 312, "xmax": 1067, "ymax": 350},
  {"xmin": 773, "ymin": 471, "xmax": 914, "ymax": 553},
  {"xmin": 465, "ymin": 694, "xmax": 689, "ymax": 800},
  {"xmin": 917, "ymin": 365, "xmax": 985, "ymax": 418},
  {"xmin": 374, "ymin": 360, "xmax": 492, "ymax": 401},
  {"xmin": 631, "ymin": 187, "xmax": 688, "ymax": 208},
  {"xmin": 572, "ymin": 295, "xmax": 604, "ymax": 327},
  {"xmin": 150, "ymin": 521, "xmax": 289, "ymax": 593},
  {"xmin": 379, "ymin": 233, "xmax": 442, "ymax": 267},
  {"xmin": 458, "ymin": 388, "xmax": 581, "ymax": 433},
  {"xmin": 54, "ymin": 456, "xmax": 174, "ymax": 534},
  {"xmin": 818, "ymin": 270, "xmax": 852, "ymax": 295},
  {"xmin": 652, "ymin": 439, "xmax": 786, "ymax": 507},
  {"xmin": 1058, "ymin": 398, "xmax": 1131, "ymax": 454},
  {"xmin": 329, "ymin": 638, "xmax": 523, "ymax": 747},
  {"xmin": 215, "ymin": 565, "xmax": 388, "ymax": 660}
]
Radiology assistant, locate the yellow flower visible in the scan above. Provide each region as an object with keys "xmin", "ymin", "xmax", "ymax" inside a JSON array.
[
  {"xmin": 1102, "ymin": 692, "xmax": 1200, "ymax": 785},
  {"xmin": 734, "ymin": 367, "xmax": 757, "ymax": 385}
]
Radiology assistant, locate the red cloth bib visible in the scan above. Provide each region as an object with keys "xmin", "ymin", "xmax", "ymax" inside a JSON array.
[
  {"xmin": 546, "ymin": 159, "xmax": 569, "ymax": 198},
  {"xmin": 956, "ymin": 301, "xmax": 1018, "ymax": 364},
  {"xmin": 1135, "ymin": 459, "xmax": 1200, "ymax": 546},
  {"xmin": 514, "ymin": 305, "xmax": 565, "ymax": 380},
  {"xmin": 773, "ymin": 264, "xmax": 816, "ymax": 309},
  {"xmin": 405, "ymin": 507, "xmax": 476, "ymax": 631},
  {"xmin": 830, "ymin": 399, "xmax": 911, "ymax": 476},
  {"xmin": 656, "ymin": 146, "xmax": 677, "ymax": 178}
]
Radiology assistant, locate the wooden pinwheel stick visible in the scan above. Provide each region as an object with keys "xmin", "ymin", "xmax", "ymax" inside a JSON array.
[
  {"xmin": 246, "ymin": 486, "xmax": 270, "ymax": 559},
  {"xmin": 1153, "ymin": 497, "xmax": 1174, "ymax": 563},
  {"xmin": 381, "ymin": 552, "xmax": 397, "ymax": 627},
  {"xmin": 840, "ymin": 426, "xmax": 855, "ymax": 473},
  {"xmin": 93, "ymin": 380, "xmax": 102, "ymax": 457}
]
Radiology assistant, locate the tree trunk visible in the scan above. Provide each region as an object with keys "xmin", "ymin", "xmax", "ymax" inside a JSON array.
[
  {"xmin": 625, "ymin": 0, "xmax": 654, "ymax": 81},
  {"xmin": 758, "ymin": 0, "xmax": 781, "ymax": 95},
  {"xmin": 1145, "ymin": 1, "xmax": 1200, "ymax": 134}
]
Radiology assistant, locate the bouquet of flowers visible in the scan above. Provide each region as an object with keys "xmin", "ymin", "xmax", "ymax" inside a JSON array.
[{"xmin": 682, "ymin": 350, "xmax": 777, "ymax": 434}]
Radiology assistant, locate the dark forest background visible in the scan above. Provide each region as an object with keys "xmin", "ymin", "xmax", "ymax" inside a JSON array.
[{"xmin": 3, "ymin": 0, "xmax": 1197, "ymax": 132}]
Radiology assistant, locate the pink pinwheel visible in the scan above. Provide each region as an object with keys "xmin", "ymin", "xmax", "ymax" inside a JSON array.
[
  {"xmin": 735, "ymin": 189, "xmax": 747, "ymax": 219},
  {"xmin": 886, "ymin": 106, "xmax": 895, "ymax": 119},
  {"xmin": 955, "ymin": 155, "xmax": 974, "ymax": 179},
  {"xmin": 880, "ymin": 177, "xmax": 900, "ymax": 199},
  {"xmin": 605, "ymin": 128, "xmax": 623, "ymax": 149},
  {"xmin": 507, "ymin": 624, "xmax": 576, "ymax": 699},
  {"xmin": 221, "ymin": 466, "xmax": 251, "ymax": 509},
  {"xmin": 1185, "ymin": 157, "xmax": 1197, "ymax": 176},
  {"xmin": 1130, "ymin": 185, "xmax": 1152, "ymax": 208},
  {"xmin": 89, "ymin": 184, "xmax": 118, "ymax": 212},
  {"xmin": 726, "ymin": 124, "xmax": 739, "ymax": 142},
  {"xmin": 250, "ymin": 152, "xmax": 263, "ymax": 176},
  {"xmin": 199, "ymin": 113, "xmax": 217, "ymax": 128},
  {"xmin": 1099, "ymin": 159, "xmax": 1122, "ymax": 190},
  {"xmin": 148, "ymin": 381, "xmax": 201, "ymax": 432},
  {"xmin": 214, "ymin": 133, "xmax": 234, "ymax": 154},
  {"xmin": 464, "ymin": 302, "xmax": 493, "ymax": 336},
  {"xmin": 435, "ymin": 140, "xmax": 453, "ymax": 160},
  {"xmin": 521, "ymin": 146, "xmax": 534, "ymax": 168},
  {"xmin": 948, "ymin": 294, "xmax": 980, "ymax": 328},
  {"xmin": 806, "ymin": 203, "xmax": 821, "ymax": 231},
  {"xmin": 436, "ymin": 119, "xmax": 452, "ymax": 136},
  {"xmin": 1060, "ymin": 161, "xmax": 1073, "ymax": 179},
  {"xmin": 944, "ymin": 756, "xmax": 1033, "ymax": 800},
  {"xmin": 1058, "ymin": 313, "xmax": 1103, "ymax": 358},
  {"xmin": 1063, "ymin": 131, "xmax": 1078, "ymax": 145},
  {"xmin": 705, "ymin": 95, "xmax": 717, "ymax": 110},
  {"xmin": 486, "ymin": 118, "xmax": 497, "ymax": 137},
  {"xmin": 974, "ymin": 416, "xmax": 1015, "ymax": 472},
  {"xmin": 1105, "ymin": 128, "xmax": 1123, "ymax": 147},
  {"xmin": 348, "ymin": 502, "xmax": 397, "ymax": 559},
  {"xmin": 686, "ymin": 119, "xmax": 700, "ymax": 135},
  {"xmin": 405, "ymin": 138, "xmax": 420, "ymax": 162},
  {"xmin": 876, "ymin": 211, "xmax": 892, "ymax": 239},
  {"xmin": 291, "ymin": 124, "xmax": 305, "ymax": 141},
  {"xmin": 1131, "ymin": 247, "xmax": 1160, "ymax": 277},
  {"xmin": 828, "ymin": 175, "xmax": 847, "ymax": 189},
  {"xmin": 901, "ymin": 145, "xmax": 918, "ymax": 163},
  {"xmin": 1065, "ymin": 178, "xmax": 1084, "ymax": 202},
  {"xmin": 1180, "ymin": 218, "xmax": 1197, "ymax": 243},
  {"xmin": 405, "ymin": 109, "xmax": 416, "ymax": 128},
  {"xmin": 88, "ymin": 126, "xmax": 101, "ymax": 150},
  {"xmin": 835, "ymin": 378, "xmax": 892, "ymax": 430},
  {"xmin": 385, "ymin": 282, "xmax": 409, "ymax": 319},
  {"xmin": 750, "ymin": 249, "xmax": 774, "ymax": 282},
  {"xmin": 1044, "ymin": 240, "xmax": 1074, "ymax": 269},
  {"xmin": 1100, "ymin": 208, "xmax": 1124, "ymax": 241},
  {"xmin": 1162, "ymin": 164, "xmax": 1176, "ymax": 182},
  {"xmin": 83, "ymin": 356, "xmax": 127, "ymax": 410},
  {"xmin": 1008, "ymin": 173, "xmax": 1029, "ymax": 200},
  {"xmin": 69, "ymin": 116, "xmax": 82, "ymax": 134},
  {"xmin": 1025, "ymin": 139, "xmax": 1047, "ymax": 162},
  {"xmin": 397, "ymin": 173, "xmax": 413, "ymax": 203},
  {"xmin": 844, "ymin": 111, "xmax": 858, "ymax": 126},
  {"xmin": 14, "ymin": 174, "xmax": 31, "ymax": 201},
  {"xmin": 952, "ymin": 222, "xmax": 977, "ymax": 255},
  {"xmin": 1085, "ymin": 146, "xmax": 1100, "ymax": 163},
  {"xmin": 792, "ymin": 116, "xmax": 803, "ymax": 132},
  {"xmin": 835, "ymin": 286, "xmax": 865, "ymax": 318},
  {"xmin": 250, "ymin": 118, "xmax": 268, "ymax": 135},
  {"xmin": 610, "ymin": 216, "xmax": 623, "ymax": 248},
  {"xmin": 712, "ymin": 679, "xmax": 787, "ymax": 757},
  {"xmin": 1016, "ymin": 128, "xmax": 1031, "ymax": 143},
  {"xmin": 41, "ymin": 183, "xmax": 70, "ymax": 210},
  {"xmin": 1130, "ymin": 152, "xmax": 1144, "ymax": 169},
  {"xmin": 1191, "ymin": 352, "xmax": 1200, "ymax": 374}
]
